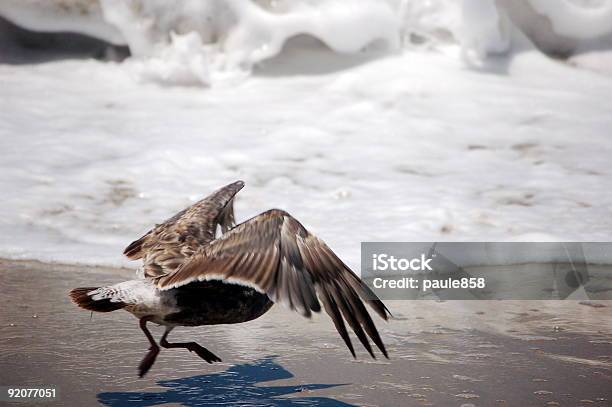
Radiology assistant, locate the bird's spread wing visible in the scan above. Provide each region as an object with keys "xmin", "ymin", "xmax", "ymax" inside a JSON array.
[
  {"xmin": 123, "ymin": 181, "xmax": 244, "ymax": 278},
  {"xmin": 156, "ymin": 209, "xmax": 390, "ymax": 358}
]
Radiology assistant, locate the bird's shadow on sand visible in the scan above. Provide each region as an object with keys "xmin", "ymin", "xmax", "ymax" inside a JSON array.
[{"xmin": 98, "ymin": 356, "xmax": 355, "ymax": 407}]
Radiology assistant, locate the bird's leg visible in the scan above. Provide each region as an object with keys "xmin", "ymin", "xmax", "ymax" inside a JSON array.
[
  {"xmin": 138, "ymin": 316, "xmax": 160, "ymax": 377},
  {"xmin": 159, "ymin": 327, "xmax": 222, "ymax": 364}
]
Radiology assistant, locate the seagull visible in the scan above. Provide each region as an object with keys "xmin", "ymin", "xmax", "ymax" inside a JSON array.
[{"xmin": 70, "ymin": 181, "xmax": 390, "ymax": 377}]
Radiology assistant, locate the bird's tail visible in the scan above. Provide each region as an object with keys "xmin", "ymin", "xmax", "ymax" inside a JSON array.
[{"xmin": 69, "ymin": 287, "xmax": 128, "ymax": 313}]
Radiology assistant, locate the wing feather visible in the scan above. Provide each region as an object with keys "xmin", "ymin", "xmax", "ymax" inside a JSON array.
[
  {"xmin": 123, "ymin": 181, "xmax": 244, "ymax": 278},
  {"xmin": 156, "ymin": 208, "xmax": 390, "ymax": 358},
  {"xmin": 319, "ymin": 283, "xmax": 355, "ymax": 357}
]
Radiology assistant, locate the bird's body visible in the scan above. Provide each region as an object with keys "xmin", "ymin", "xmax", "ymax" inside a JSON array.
[
  {"xmin": 70, "ymin": 181, "xmax": 390, "ymax": 377},
  {"xmin": 162, "ymin": 280, "xmax": 273, "ymax": 326},
  {"xmin": 77, "ymin": 278, "xmax": 273, "ymax": 326}
]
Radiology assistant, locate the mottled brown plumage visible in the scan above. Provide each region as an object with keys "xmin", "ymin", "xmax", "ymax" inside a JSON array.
[
  {"xmin": 70, "ymin": 180, "xmax": 390, "ymax": 377},
  {"xmin": 124, "ymin": 180, "xmax": 243, "ymax": 278}
]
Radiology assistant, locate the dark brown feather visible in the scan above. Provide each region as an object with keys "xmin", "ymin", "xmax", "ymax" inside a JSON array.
[{"xmin": 319, "ymin": 283, "xmax": 355, "ymax": 357}]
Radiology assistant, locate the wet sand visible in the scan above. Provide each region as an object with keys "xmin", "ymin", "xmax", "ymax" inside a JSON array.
[{"xmin": 1, "ymin": 259, "xmax": 611, "ymax": 406}]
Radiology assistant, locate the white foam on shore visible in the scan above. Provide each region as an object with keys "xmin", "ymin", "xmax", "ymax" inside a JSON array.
[
  {"xmin": 96, "ymin": 0, "xmax": 612, "ymax": 84},
  {"xmin": 530, "ymin": 0, "xmax": 612, "ymax": 39},
  {"xmin": 1, "ymin": 46, "xmax": 612, "ymax": 268},
  {"xmin": 4, "ymin": 1, "xmax": 612, "ymax": 83},
  {"xmin": 0, "ymin": 1, "xmax": 612, "ymax": 269}
]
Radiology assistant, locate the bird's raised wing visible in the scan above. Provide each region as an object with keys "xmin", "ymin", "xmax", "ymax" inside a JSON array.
[
  {"xmin": 156, "ymin": 209, "xmax": 390, "ymax": 358},
  {"xmin": 124, "ymin": 181, "xmax": 244, "ymax": 278}
]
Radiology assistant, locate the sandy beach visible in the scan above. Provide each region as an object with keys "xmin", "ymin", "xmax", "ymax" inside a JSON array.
[{"xmin": 1, "ymin": 258, "xmax": 610, "ymax": 406}]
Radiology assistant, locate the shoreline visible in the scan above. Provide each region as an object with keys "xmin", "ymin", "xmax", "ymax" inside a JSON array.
[{"xmin": 0, "ymin": 257, "xmax": 134, "ymax": 275}]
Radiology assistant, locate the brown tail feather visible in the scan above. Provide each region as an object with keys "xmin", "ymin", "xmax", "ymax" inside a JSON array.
[{"xmin": 69, "ymin": 287, "xmax": 127, "ymax": 313}]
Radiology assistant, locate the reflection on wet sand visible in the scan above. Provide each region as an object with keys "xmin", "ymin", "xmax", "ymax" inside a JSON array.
[{"xmin": 98, "ymin": 356, "xmax": 353, "ymax": 407}]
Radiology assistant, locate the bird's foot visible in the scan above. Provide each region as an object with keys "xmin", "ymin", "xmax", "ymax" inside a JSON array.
[
  {"xmin": 138, "ymin": 345, "xmax": 160, "ymax": 377},
  {"xmin": 187, "ymin": 343, "xmax": 222, "ymax": 363}
]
